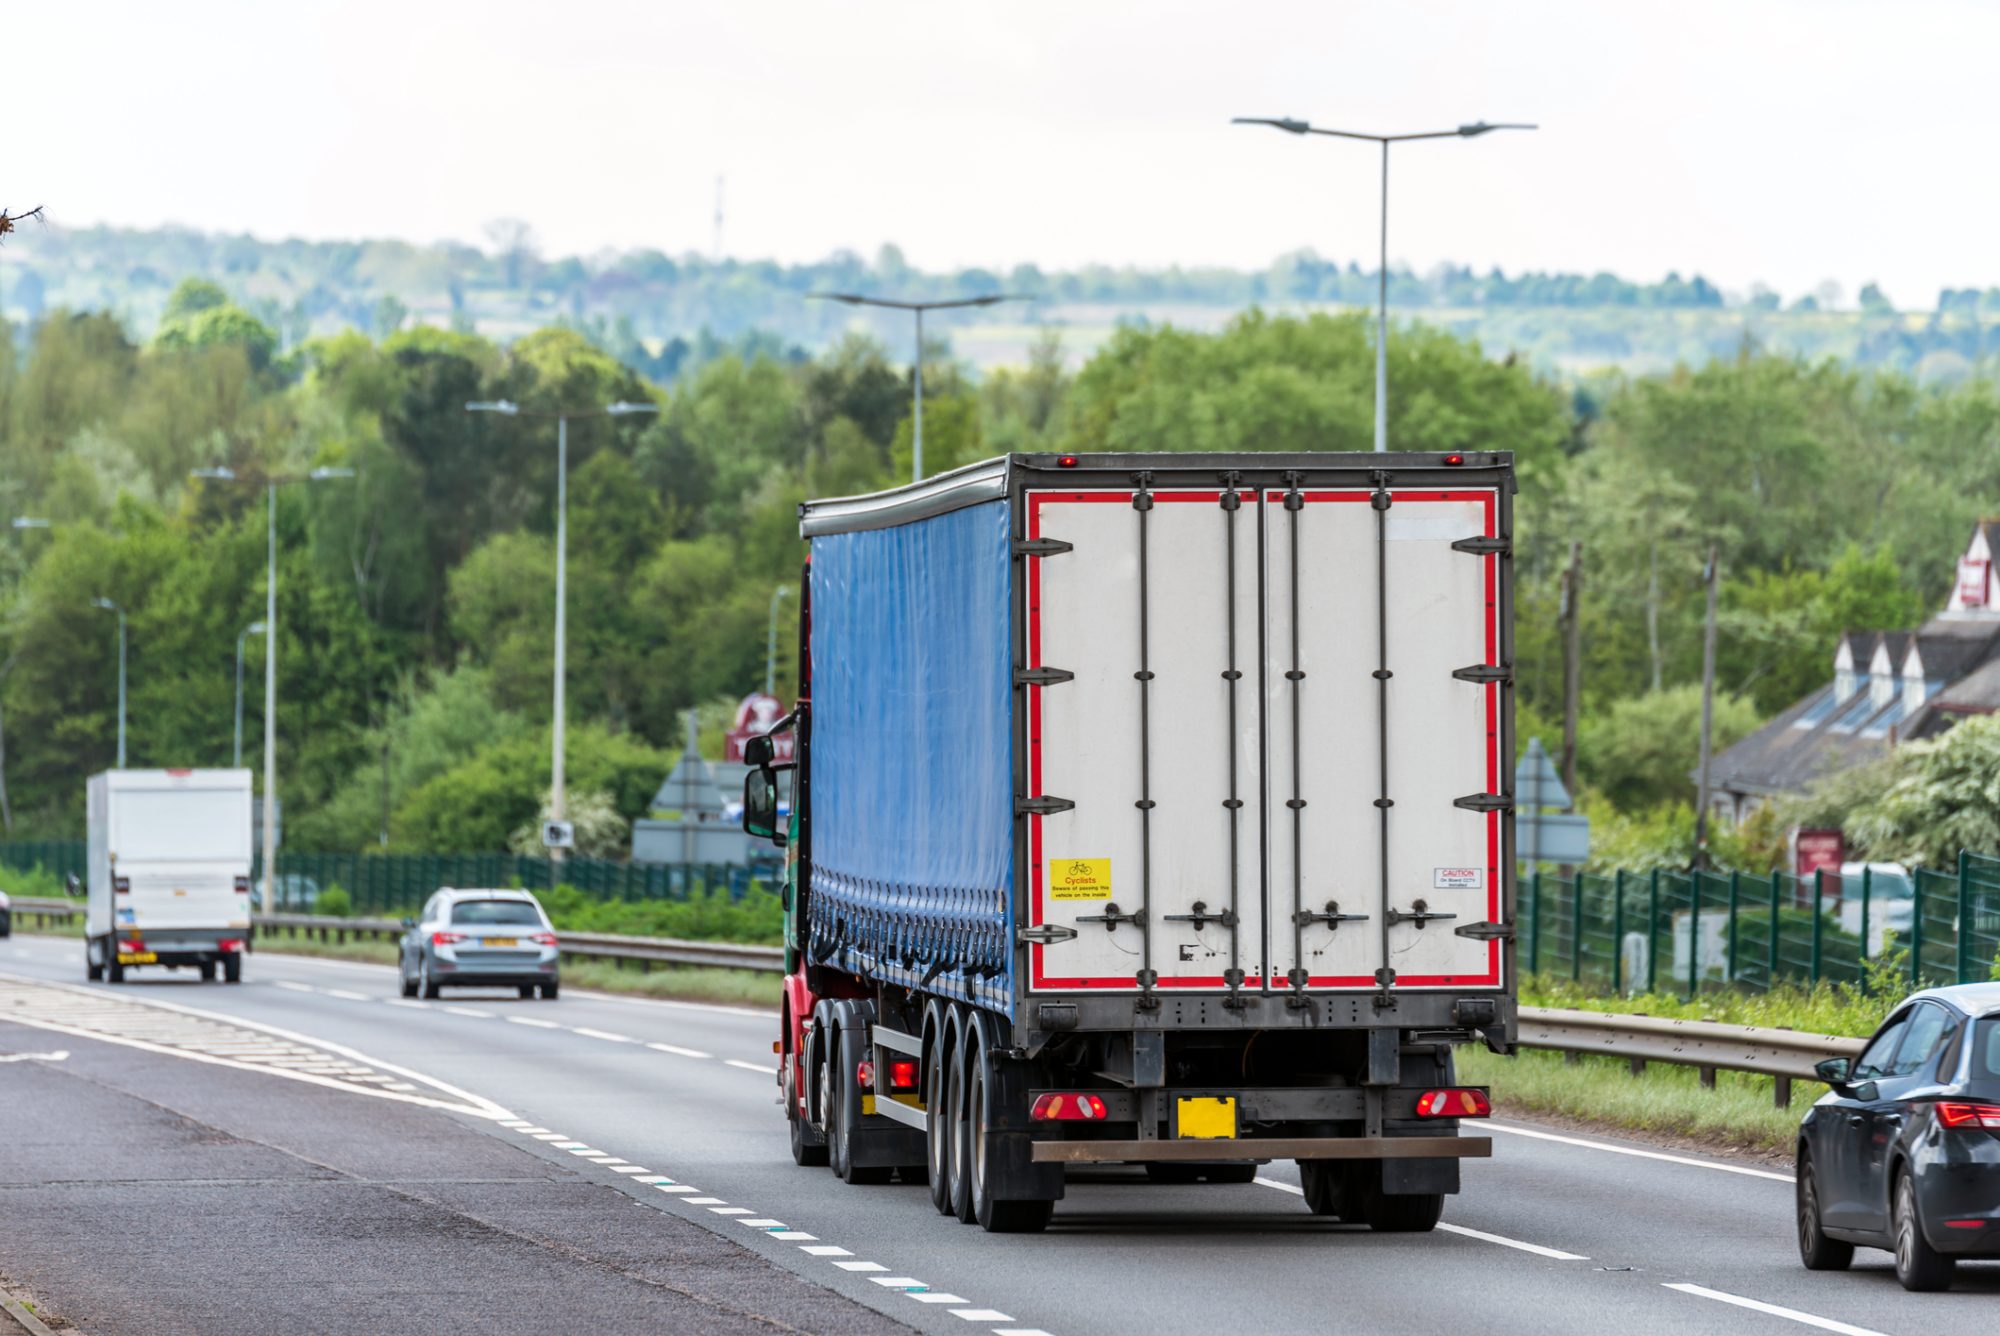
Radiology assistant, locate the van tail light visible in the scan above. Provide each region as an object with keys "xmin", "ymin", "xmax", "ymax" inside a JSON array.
[
  {"xmin": 217, "ymin": 938, "xmax": 243, "ymax": 954},
  {"xmin": 1415, "ymin": 1088, "xmax": 1493, "ymax": 1119},
  {"xmin": 431, "ymin": 931, "xmax": 465, "ymax": 946},
  {"xmin": 530, "ymin": 932, "xmax": 558, "ymax": 947},
  {"xmin": 234, "ymin": 876, "xmax": 251, "ymax": 895},
  {"xmin": 119, "ymin": 938, "xmax": 145, "ymax": 954},
  {"xmin": 114, "ymin": 877, "xmax": 131, "ymax": 895},
  {"xmin": 888, "ymin": 1060, "xmax": 919, "ymax": 1091},
  {"xmin": 1935, "ymin": 1102, "xmax": 2000, "ymax": 1130},
  {"xmin": 856, "ymin": 1061, "xmax": 875, "ymax": 1092},
  {"xmin": 1030, "ymin": 1093, "xmax": 1108, "ymax": 1121}
]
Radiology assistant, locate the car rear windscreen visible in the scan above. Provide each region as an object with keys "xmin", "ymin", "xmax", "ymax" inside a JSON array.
[{"xmin": 450, "ymin": 900, "xmax": 542, "ymax": 926}]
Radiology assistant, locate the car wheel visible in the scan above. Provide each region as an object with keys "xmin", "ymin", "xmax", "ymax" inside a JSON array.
[
  {"xmin": 540, "ymin": 982, "xmax": 559, "ymax": 1000},
  {"xmin": 399, "ymin": 966, "xmax": 418, "ymax": 999},
  {"xmin": 1796, "ymin": 1149, "xmax": 1853, "ymax": 1271},
  {"xmin": 518, "ymin": 984, "xmax": 535, "ymax": 1000},
  {"xmin": 420, "ymin": 957, "xmax": 440, "ymax": 1000},
  {"xmin": 223, "ymin": 953, "xmax": 242, "ymax": 984},
  {"xmin": 199, "ymin": 961, "xmax": 217, "ymax": 982},
  {"xmin": 1893, "ymin": 1170, "xmax": 1954, "ymax": 1292}
]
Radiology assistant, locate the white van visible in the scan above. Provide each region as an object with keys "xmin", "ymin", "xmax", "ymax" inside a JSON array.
[{"xmin": 86, "ymin": 769, "xmax": 255, "ymax": 983}]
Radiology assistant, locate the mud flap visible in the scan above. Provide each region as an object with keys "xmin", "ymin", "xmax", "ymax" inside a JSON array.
[{"xmin": 1381, "ymin": 1157, "xmax": 1459, "ymax": 1196}]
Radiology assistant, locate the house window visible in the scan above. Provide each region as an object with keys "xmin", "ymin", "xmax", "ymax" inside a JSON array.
[
  {"xmin": 1829, "ymin": 689, "xmax": 1882, "ymax": 733},
  {"xmin": 1861, "ymin": 698, "xmax": 1906, "ymax": 737},
  {"xmin": 1793, "ymin": 683, "xmax": 1849, "ymax": 728}
]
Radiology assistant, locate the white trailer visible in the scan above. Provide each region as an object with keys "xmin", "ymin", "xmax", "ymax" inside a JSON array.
[{"xmin": 86, "ymin": 768, "xmax": 255, "ymax": 984}]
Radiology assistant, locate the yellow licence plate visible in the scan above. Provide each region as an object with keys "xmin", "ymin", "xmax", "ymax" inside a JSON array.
[
  {"xmin": 118, "ymin": 952, "xmax": 158, "ymax": 965},
  {"xmin": 483, "ymin": 937, "xmax": 518, "ymax": 947},
  {"xmin": 1177, "ymin": 1096, "xmax": 1237, "ymax": 1139}
]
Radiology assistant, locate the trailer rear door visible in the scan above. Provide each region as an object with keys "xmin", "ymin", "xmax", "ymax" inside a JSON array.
[{"xmin": 1022, "ymin": 479, "xmax": 1504, "ymax": 995}]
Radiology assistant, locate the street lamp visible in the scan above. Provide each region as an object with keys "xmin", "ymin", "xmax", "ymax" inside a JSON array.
[
  {"xmin": 234, "ymin": 621, "xmax": 267, "ymax": 768},
  {"xmin": 1232, "ymin": 116, "xmax": 1536, "ymax": 452},
  {"xmin": 466, "ymin": 399, "xmax": 659, "ymax": 863},
  {"xmin": 191, "ymin": 464, "xmax": 356, "ymax": 911},
  {"xmin": 809, "ymin": 292, "xmax": 1029, "ymax": 482},
  {"xmin": 765, "ymin": 585, "xmax": 791, "ymax": 697},
  {"xmin": 90, "ymin": 597, "xmax": 127, "ymax": 768}
]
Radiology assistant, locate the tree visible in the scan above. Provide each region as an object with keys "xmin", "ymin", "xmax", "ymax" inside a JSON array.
[
  {"xmin": 1577, "ymin": 686, "xmax": 1761, "ymax": 811},
  {"xmin": 1789, "ymin": 715, "xmax": 2000, "ymax": 867}
]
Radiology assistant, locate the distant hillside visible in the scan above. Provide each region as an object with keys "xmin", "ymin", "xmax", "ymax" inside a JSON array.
[{"xmin": 5, "ymin": 224, "xmax": 2000, "ymax": 380}]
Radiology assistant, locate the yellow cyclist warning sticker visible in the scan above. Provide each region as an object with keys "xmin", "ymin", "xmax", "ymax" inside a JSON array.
[{"xmin": 1050, "ymin": 858, "xmax": 1112, "ymax": 901}]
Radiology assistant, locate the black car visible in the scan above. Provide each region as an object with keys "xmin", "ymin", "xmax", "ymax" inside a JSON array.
[{"xmin": 1796, "ymin": 982, "xmax": 2000, "ymax": 1290}]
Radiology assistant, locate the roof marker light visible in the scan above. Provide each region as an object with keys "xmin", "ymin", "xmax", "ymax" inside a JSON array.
[
  {"xmin": 1057, "ymin": 455, "xmax": 1079, "ymax": 468},
  {"xmin": 1443, "ymin": 453, "xmax": 1466, "ymax": 466}
]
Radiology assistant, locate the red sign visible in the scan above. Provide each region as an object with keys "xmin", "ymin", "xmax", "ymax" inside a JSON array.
[
  {"xmin": 725, "ymin": 692, "xmax": 795, "ymax": 764},
  {"xmin": 1794, "ymin": 828, "xmax": 1843, "ymax": 881},
  {"xmin": 1958, "ymin": 557, "xmax": 1991, "ymax": 608}
]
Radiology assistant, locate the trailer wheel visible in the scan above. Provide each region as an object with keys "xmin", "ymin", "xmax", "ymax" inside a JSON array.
[
  {"xmin": 1299, "ymin": 1161, "xmax": 1351, "ymax": 1218},
  {"xmin": 1358, "ymin": 1163, "xmax": 1442, "ymax": 1234},
  {"xmin": 925, "ymin": 1011, "xmax": 954, "ymax": 1215},
  {"xmin": 946, "ymin": 1023, "xmax": 974, "ymax": 1223},
  {"xmin": 834, "ymin": 1019, "xmax": 892, "ymax": 1185},
  {"xmin": 970, "ymin": 1047, "xmax": 1052, "ymax": 1234}
]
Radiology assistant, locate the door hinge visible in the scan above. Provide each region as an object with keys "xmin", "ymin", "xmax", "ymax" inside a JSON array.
[
  {"xmin": 1452, "ymin": 663, "xmax": 1513, "ymax": 685},
  {"xmin": 1018, "ymin": 923, "xmax": 1078, "ymax": 946},
  {"xmin": 1016, "ymin": 794, "xmax": 1075, "ymax": 817},
  {"xmin": 1015, "ymin": 665, "xmax": 1075, "ymax": 688},
  {"xmin": 1013, "ymin": 537, "xmax": 1074, "ymax": 558},
  {"xmin": 1454, "ymin": 791, "xmax": 1513, "ymax": 813},
  {"xmin": 1451, "ymin": 535, "xmax": 1510, "ymax": 557},
  {"xmin": 1453, "ymin": 919, "xmax": 1516, "ymax": 942}
]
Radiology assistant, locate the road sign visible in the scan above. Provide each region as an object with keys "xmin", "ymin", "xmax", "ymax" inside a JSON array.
[
  {"xmin": 542, "ymin": 820, "xmax": 575, "ymax": 851},
  {"xmin": 1515, "ymin": 736, "xmax": 1570, "ymax": 811}
]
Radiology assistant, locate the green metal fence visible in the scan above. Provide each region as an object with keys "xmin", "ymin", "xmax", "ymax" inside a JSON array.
[
  {"xmin": 1523, "ymin": 852, "xmax": 2000, "ymax": 996},
  {"xmin": 0, "ymin": 841, "xmax": 764, "ymax": 917}
]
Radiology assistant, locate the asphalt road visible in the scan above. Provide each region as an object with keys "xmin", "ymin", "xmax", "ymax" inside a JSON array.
[{"xmin": 4, "ymin": 932, "xmax": 1996, "ymax": 1336}]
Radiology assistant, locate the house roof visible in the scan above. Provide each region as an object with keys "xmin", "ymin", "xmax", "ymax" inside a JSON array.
[
  {"xmin": 1930, "ymin": 656, "xmax": 2000, "ymax": 716},
  {"xmin": 1706, "ymin": 683, "xmax": 1892, "ymax": 797},
  {"xmin": 1908, "ymin": 616, "xmax": 2000, "ymax": 682}
]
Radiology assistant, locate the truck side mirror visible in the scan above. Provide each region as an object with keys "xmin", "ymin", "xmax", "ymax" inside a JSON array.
[
  {"xmin": 744, "ymin": 735, "xmax": 776, "ymax": 768},
  {"xmin": 743, "ymin": 769, "xmax": 787, "ymax": 847}
]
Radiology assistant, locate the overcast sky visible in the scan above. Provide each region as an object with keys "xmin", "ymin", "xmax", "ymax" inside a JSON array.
[{"xmin": 11, "ymin": 1, "xmax": 1998, "ymax": 305}]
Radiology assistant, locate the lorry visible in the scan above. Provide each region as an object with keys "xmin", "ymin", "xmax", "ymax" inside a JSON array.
[
  {"xmin": 741, "ymin": 451, "xmax": 1518, "ymax": 1232},
  {"xmin": 86, "ymin": 768, "xmax": 256, "ymax": 984}
]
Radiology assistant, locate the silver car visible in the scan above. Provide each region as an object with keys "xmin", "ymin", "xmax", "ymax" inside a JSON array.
[{"xmin": 398, "ymin": 888, "xmax": 560, "ymax": 1000}]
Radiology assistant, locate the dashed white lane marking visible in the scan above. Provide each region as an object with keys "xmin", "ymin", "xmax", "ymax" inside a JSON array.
[
  {"xmin": 871, "ymin": 1278, "xmax": 926, "ymax": 1289},
  {"xmin": 0, "ymin": 1050, "xmax": 68, "ymax": 1063},
  {"xmin": 769, "ymin": 1231, "xmax": 815, "ymax": 1241},
  {"xmin": 654, "ymin": 1184, "xmax": 699, "ymax": 1194},
  {"xmin": 1661, "ymin": 1283, "xmax": 1888, "ymax": 1335},
  {"xmin": 951, "ymin": 1311, "xmax": 1014, "ymax": 1323},
  {"xmin": 532, "ymin": 1133, "xmax": 571, "ymax": 1141},
  {"xmin": 908, "ymin": 1292, "xmax": 971, "ymax": 1305},
  {"xmin": 710, "ymin": 1207, "xmax": 754, "ymax": 1215},
  {"xmin": 325, "ymin": 989, "xmax": 369, "ymax": 1001},
  {"xmin": 799, "ymin": 1245, "xmax": 851, "ymax": 1256},
  {"xmin": 507, "ymin": 1016, "xmax": 560, "ymax": 1030},
  {"xmin": 443, "ymin": 1006, "xmax": 493, "ymax": 1019},
  {"xmin": 1489, "ymin": 1121, "xmax": 1792, "ymax": 1183},
  {"xmin": 274, "ymin": 981, "xmax": 315, "ymax": 992},
  {"xmin": 739, "ymin": 1219, "xmax": 786, "ymax": 1228},
  {"xmin": 498, "ymin": 1119, "xmax": 533, "ymax": 1128},
  {"xmin": 723, "ymin": 1059, "xmax": 770, "ymax": 1073},
  {"xmin": 683, "ymin": 1197, "xmax": 727, "ymax": 1205},
  {"xmin": 0, "ymin": 973, "xmax": 512, "ymax": 1120},
  {"xmin": 572, "ymin": 1027, "xmax": 637, "ymax": 1043},
  {"xmin": 646, "ymin": 1041, "xmax": 711, "ymax": 1058},
  {"xmin": 994, "ymin": 1329, "xmax": 1055, "ymax": 1336},
  {"xmin": 834, "ymin": 1261, "xmax": 887, "ymax": 1273},
  {"xmin": 1253, "ymin": 1176, "xmax": 1587, "ymax": 1260}
]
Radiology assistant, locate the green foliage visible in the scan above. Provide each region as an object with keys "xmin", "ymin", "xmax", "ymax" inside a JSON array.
[
  {"xmin": 508, "ymin": 788, "xmax": 628, "ymax": 859},
  {"xmin": 1792, "ymin": 714, "xmax": 2000, "ymax": 865},
  {"xmin": 389, "ymin": 725, "xmax": 669, "ymax": 853},
  {"xmin": 535, "ymin": 883, "xmax": 783, "ymax": 945},
  {"xmin": 154, "ymin": 303, "xmax": 279, "ymax": 372},
  {"xmin": 1578, "ymin": 687, "xmax": 1760, "ymax": 810},
  {"xmin": 162, "ymin": 278, "xmax": 228, "ymax": 321},
  {"xmin": 315, "ymin": 885, "xmax": 352, "ymax": 918}
]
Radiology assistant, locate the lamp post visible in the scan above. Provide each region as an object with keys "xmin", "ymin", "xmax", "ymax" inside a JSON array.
[
  {"xmin": 765, "ymin": 585, "xmax": 791, "ymax": 697},
  {"xmin": 466, "ymin": 399, "xmax": 659, "ymax": 863},
  {"xmin": 809, "ymin": 292, "xmax": 1028, "ymax": 482},
  {"xmin": 90, "ymin": 597, "xmax": 127, "ymax": 768},
  {"xmin": 1232, "ymin": 116, "xmax": 1535, "ymax": 452},
  {"xmin": 234, "ymin": 620, "xmax": 267, "ymax": 768},
  {"xmin": 191, "ymin": 465, "xmax": 355, "ymax": 911}
]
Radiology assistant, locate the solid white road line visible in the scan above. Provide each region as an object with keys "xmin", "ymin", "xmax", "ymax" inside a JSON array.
[
  {"xmin": 1661, "ymin": 1283, "xmax": 1889, "ymax": 1335},
  {"xmin": 1489, "ymin": 1121, "xmax": 1792, "ymax": 1183},
  {"xmin": 724, "ymin": 1059, "xmax": 771, "ymax": 1073},
  {"xmin": 1254, "ymin": 1176, "xmax": 1587, "ymax": 1260},
  {"xmin": 646, "ymin": 1041, "xmax": 712, "ymax": 1058}
]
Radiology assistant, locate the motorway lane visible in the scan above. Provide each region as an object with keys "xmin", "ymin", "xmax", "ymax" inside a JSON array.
[{"xmin": 5, "ymin": 932, "xmax": 1996, "ymax": 1336}]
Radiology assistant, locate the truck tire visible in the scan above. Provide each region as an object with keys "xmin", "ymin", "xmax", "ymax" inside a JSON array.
[
  {"xmin": 1361, "ymin": 1175, "xmax": 1443, "ymax": 1233},
  {"xmin": 925, "ymin": 1009, "xmax": 955, "ymax": 1215},
  {"xmin": 107, "ymin": 951, "xmax": 125, "ymax": 984},
  {"xmin": 1143, "ymin": 1163, "xmax": 1203, "ymax": 1185},
  {"xmin": 1299, "ymin": 1161, "xmax": 1352, "ymax": 1218},
  {"xmin": 969, "ymin": 1046, "xmax": 1052, "ymax": 1234},
  {"xmin": 223, "ymin": 954, "xmax": 242, "ymax": 985},
  {"xmin": 946, "ymin": 1021, "xmax": 975, "ymax": 1223},
  {"xmin": 199, "ymin": 961, "xmax": 217, "ymax": 982},
  {"xmin": 87, "ymin": 939, "xmax": 103, "ymax": 982},
  {"xmin": 834, "ymin": 1019, "xmax": 892, "ymax": 1185},
  {"xmin": 789, "ymin": 1039, "xmax": 830, "ymax": 1168}
]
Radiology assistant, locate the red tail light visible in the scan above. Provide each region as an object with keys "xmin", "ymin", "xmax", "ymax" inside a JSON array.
[
  {"xmin": 1030, "ymin": 1092, "xmax": 1108, "ymax": 1121},
  {"xmin": 1936, "ymin": 1102, "xmax": 2000, "ymax": 1130},
  {"xmin": 1415, "ymin": 1088, "xmax": 1492, "ymax": 1119},
  {"xmin": 119, "ymin": 938, "xmax": 145, "ymax": 953},
  {"xmin": 1057, "ymin": 455, "xmax": 1079, "ymax": 468},
  {"xmin": 530, "ymin": 932, "xmax": 558, "ymax": 947},
  {"xmin": 114, "ymin": 877, "xmax": 131, "ymax": 895},
  {"xmin": 888, "ymin": 1060, "xmax": 919, "ymax": 1091},
  {"xmin": 217, "ymin": 938, "xmax": 243, "ymax": 953},
  {"xmin": 1443, "ymin": 453, "xmax": 1466, "ymax": 466},
  {"xmin": 233, "ymin": 876, "xmax": 251, "ymax": 895},
  {"xmin": 856, "ymin": 1061, "xmax": 875, "ymax": 1092},
  {"xmin": 431, "ymin": 931, "xmax": 465, "ymax": 946}
]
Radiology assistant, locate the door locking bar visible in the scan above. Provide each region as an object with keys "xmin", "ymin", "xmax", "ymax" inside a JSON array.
[
  {"xmin": 1075, "ymin": 902, "xmax": 1146, "ymax": 930},
  {"xmin": 1386, "ymin": 898, "xmax": 1458, "ymax": 930},
  {"xmin": 1294, "ymin": 900, "xmax": 1370, "ymax": 929},
  {"xmin": 1162, "ymin": 899, "xmax": 1238, "ymax": 931}
]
